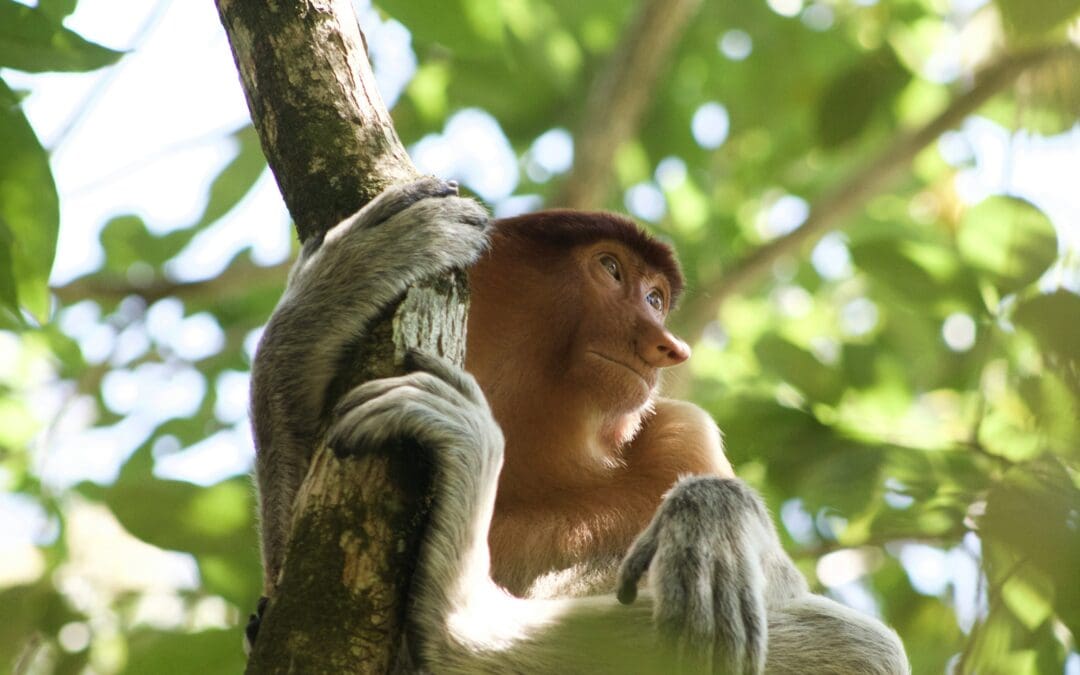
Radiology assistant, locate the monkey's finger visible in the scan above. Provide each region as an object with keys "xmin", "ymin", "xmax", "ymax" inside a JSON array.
[
  {"xmin": 328, "ymin": 385, "xmax": 473, "ymax": 456},
  {"xmin": 405, "ymin": 349, "xmax": 487, "ymax": 406},
  {"xmin": 652, "ymin": 546, "xmax": 714, "ymax": 657},
  {"xmin": 334, "ymin": 370, "xmax": 471, "ymax": 419},
  {"xmin": 394, "ymin": 195, "xmax": 490, "ymax": 233},
  {"xmin": 709, "ymin": 551, "xmax": 766, "ymax": 675},
  {"xmin": 616, "ymin": 519, "xmax": 662, "ymax": 604},
  {"xmin": 353, "ymin": 176, "xmax": 461, "ymax": 231}
]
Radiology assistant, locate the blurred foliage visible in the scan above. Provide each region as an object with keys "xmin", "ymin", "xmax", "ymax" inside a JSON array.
[{"xmin": 1, "ymin": 0, "xmax": 1079, "ymax": 673}]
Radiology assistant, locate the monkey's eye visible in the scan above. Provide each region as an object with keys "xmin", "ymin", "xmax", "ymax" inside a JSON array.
[
  {"xmin": 646, "ymin": 289, "xmax": 665, "ymax": 312},
  {"xmin": 599, "ymin": 255, "xmax": 621, "ymax": 281}
]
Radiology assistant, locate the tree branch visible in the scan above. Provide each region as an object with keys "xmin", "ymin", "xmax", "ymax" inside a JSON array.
[
  {"xmin": 214, "ymin": 1, "xmax": 466, "ymax": 672},
  {"xmin": 52, "ymin": 258, "xmax": 290, "ymax": 307},
  {"xmin": 678, "ymin": 46, "xmax": 1070, "ymax": 340},
  {"xmin": 555, "ymin": 0, "xmax": 702, "ymax": 209},
  {"xmin": 217, "ymin": 0, "xmax": 416, "ymax": 243}
]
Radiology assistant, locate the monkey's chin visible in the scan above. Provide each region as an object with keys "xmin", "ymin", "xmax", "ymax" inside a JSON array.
[{"xmin": 583, "ymin": 351, "xmax": 655, "ymax": 408}]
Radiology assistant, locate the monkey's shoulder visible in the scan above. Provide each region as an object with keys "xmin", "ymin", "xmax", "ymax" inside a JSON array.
[{"xmin": 630, "ymin": 398, "xmax": 733, "ymax": 479}]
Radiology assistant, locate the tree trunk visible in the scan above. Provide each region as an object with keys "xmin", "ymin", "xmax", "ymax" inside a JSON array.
[{"xmin": 214, "ymin": 1, "xmax": 466, "ymax": 671}]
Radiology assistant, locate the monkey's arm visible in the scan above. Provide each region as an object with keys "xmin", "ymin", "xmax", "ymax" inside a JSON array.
[
  {"xmin": 617, "ymin": 476, "xmax": 909, "ymax": 675},
  {"xmin": 250, "ymin": 177, "xmax": 488, "ymax": 594}
]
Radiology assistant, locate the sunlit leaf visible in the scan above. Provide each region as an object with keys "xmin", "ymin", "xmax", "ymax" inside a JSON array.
[
  {"xmin": 37, "ymin": 0, "xmax": 77, "ymax": 22},
  {"xmin": 981, "ymin": 458, "xmax": 1080, "ymax": 637},
  {"xmin": 99, "ymin": 215, "xmax": 191, "ymax": 274},
  {"xmin": 1014, "ymin": 290, "xmax": 1080, "ymax": 399},
  {"xmin": 377, "ymin": 0, "xmax": 506, "ymax": 57},
  {"xmin": 0, "ymin": 220, "xmax": 19, "ymax": 319},
  {"xmin": 0, "ymin": 0, "xmax": 123, "ymax": 72},
  {"xmin": 1001, "ymin": 570, "xmax": 1053, "ymax": 631},
  {"xmin": 0, "ymin": 77, "xmax": 58, "ymax": 322},
  {"xmin": 957, "ymin": 196, "xmax": 1058, "ymax": 295},
  {"xmin": 105, "ymin": 446, "xmax": 257, "ymax": 559}
]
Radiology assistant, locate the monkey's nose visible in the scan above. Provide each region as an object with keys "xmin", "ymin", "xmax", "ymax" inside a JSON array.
[{"xmin": 641, "ymin": 327, "xmax": 691, "ymax": 368}]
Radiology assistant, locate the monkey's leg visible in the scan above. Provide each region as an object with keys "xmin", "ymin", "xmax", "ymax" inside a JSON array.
[{"xmin": 764, "ymin": 594, "xmax": 909, "ymax": 675}]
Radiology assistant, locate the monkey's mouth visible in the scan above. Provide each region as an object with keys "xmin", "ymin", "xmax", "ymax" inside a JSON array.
[{"xmin": 588, "ymin": 351, "xmax": 652, "ymax": 385}]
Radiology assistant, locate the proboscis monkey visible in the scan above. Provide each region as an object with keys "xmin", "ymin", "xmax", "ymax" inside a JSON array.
[{"xmin": 249, "ymin": 178, "xmax": 908, "ymax": 674}]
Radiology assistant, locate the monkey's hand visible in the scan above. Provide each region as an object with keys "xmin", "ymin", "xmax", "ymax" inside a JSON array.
[
  {"xmin": 327, "ymin": 349, "xmax": 502, "ymax": 463},
  {"xmin": 326, "ymin": 350, "xmax": 505, "ymax": 658},
  {"xmin": 616, "ymin": 477, "xmax": 770, "ymax": 675},
  {"xmin": 288, "ymin": 175, "xmax": 489, "ymax": 291}
]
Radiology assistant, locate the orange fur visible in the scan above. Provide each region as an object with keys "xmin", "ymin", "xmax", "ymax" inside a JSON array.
[{"xmin": 465, "ymin": 212, "xmax": 732, "ymax": 596}]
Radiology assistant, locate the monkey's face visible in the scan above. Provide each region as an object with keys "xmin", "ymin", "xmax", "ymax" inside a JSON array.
[{"xmin": 561, "ymin": 240, "xmax": 690, "ymax": 414}]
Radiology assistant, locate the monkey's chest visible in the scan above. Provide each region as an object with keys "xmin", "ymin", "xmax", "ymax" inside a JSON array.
[{"xmin": 488, "ymin": 501, "xmax": 653, "ymax": 598}]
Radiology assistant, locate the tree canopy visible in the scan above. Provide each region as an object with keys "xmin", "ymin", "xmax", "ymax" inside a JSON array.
[{"xmin": 1, "ymin": 0, "xmax": 1079, "ymax": 673}]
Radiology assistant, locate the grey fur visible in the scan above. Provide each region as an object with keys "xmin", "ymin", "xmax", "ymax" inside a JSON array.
[
  {"xmin": 250, "ymin": 177, "xmax": 488, "ymax": 594},
  {"xmin": 251, "ymin": 182, "xmax": 909, "ymax": 673}
]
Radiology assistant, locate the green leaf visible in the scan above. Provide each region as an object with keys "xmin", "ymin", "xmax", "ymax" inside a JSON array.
[
  {"xmin": 0, "ymin": 0, "xmax": 123, "ymax": 72},
  {"xmin": 37, "ymin": 0, "xmax": 78, "ymax": 22},
  {"xmin": 995, "ymin": 0, "xmax": 1080, "ymax": 36},
  {"xmin": 0, "ymin": 77, "xmax": 58, "ymax": 322},
  {"xmin": 957, "ymin": 196, "xmax": 1058, "ymax": 295},
  {"xmin": 0, "ymin": 581, "xmax": 82, "ymax": 660},
  {"xmin": 754, "ymin": 334, "xmax": 843, "ymax": 404},
  {"xmin": 123, "ymin": 628, "xmax": 246, "ymax": 675},
  {"xmin": 816, "ymin": 47, "xmax": 911, "ymax": 149},
  {"xmin": 106, "ymin": 472, "xmax": 257, "ymax": 558},
  {"xmin": 193, "ymin": 125, "xmax": 267, "ymax": 231},
  {"xmin": 99, "ymin": 214, "xmax": 192, "ymax": 273},
  {"xmin": 850, "ymin": 239, "xmax": 943, "ymax": 304},
  {"xmin": 981, "ymin": 458, "xmax": 1080, "ymax": 637},
  {"xmin": 105, "ymin": 442, "xmax": 257, "ymax": 551},
  {"xmin": 800, "ymin": 446, "xmax": 885, "ymax": 517},
  {"xmin": 0, "ymin": 219, "xmax": 20, "ymax": 319},
  {"xmin": 1012, "ymin": 290, "xmax": 1080, "ymax": 365},
  {"xmin": 377, "ymin": 0, "xmax": 506, "ymax": 57}
]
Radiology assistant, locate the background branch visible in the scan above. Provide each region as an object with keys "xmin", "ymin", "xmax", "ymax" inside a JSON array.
[
  {"xmin": 678, "ymin": 46, "xmax": 1069, "ymax": 340},
  {"xmin": 555, "ymin": 0, "xmax": 703, "ymax": 209}
]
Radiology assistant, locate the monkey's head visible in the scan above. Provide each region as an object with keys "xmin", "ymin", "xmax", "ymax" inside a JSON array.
[{"xmin": 466, "ymin": 210, "xmax": 689, "ymax": 419}]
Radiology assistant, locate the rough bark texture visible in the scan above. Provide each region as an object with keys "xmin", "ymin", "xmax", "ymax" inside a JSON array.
[
  {"xmin": 214, "ymin": 1, "xmax": 466, "ymax": 672},
  {"xmin": 555, "ymin": 0, "xmax": 702, "ymax": 210},
  {"xmin": 216, "ymin": 0, "xmax": 417, "ymax": 242}
]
